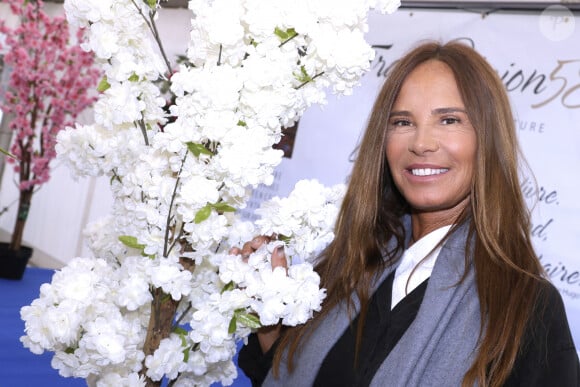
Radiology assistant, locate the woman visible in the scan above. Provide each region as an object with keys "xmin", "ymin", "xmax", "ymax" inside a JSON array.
[{"xmin": 237, "ymin": 41, "xmax": 580, "ymax": 386}]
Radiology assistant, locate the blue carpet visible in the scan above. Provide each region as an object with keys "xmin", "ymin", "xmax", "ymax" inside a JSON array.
[{"xmin": 0, "ymin": 267, "xmax": 251, "ymax": 387}]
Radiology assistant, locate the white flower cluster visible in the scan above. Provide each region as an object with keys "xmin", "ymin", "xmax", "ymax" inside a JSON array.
[
  {"xmin": 256, "ymin": 179, "xmax": 346, "ymax": 263},
  {"xmin": 23, "ymin": 0, "xmax": 399, "ymax": 385},
  {"xmin": 217, "ymin": 180, "xmax": 345, "ymax": 327},
  {"xmin": 218, "ymin": 245, "xmax": 327, "ymax": 326},
  {"xmin": 20, "ymin": 258, "xmax": 149, "ymax": 382}
]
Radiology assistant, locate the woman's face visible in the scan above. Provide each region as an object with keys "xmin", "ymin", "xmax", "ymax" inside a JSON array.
[{"xmin": 385, "ymin": 60, "xmax": 477, "ymax": 218}]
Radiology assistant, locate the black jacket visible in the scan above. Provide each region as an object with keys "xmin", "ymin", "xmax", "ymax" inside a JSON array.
[{"xmin": 239, "ymin": 273, "xmax": 580, "ymax": 386}]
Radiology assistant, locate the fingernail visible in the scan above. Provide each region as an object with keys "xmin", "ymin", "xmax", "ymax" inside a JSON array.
[{"xmin": 275, "ymin": 245, "xmax": 284, "ymax": 254}]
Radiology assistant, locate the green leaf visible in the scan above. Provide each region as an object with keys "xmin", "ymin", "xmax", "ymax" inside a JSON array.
[
  {"xmin": 211, "ymin": 202, "xmax": 236, "ymax": 213},
  {"xmin": 145, "ymin": 0, "xmax": 157, "ymax": 9},
  {"xmin": 182, "ymin": 347, "xmax": 190, "ymax": 362},
  {"xmin": 278, "ymin": 234, "xmax": 292, "ymax": 244},
  {"xmin": 65, "ymin": 347, "xmax": 75, "ymax": 354},
  {"xmin": 118, "ymin": 235, "xmax": 145, "ymax": 250},
  {"xmin": 274, "ymin": 27, "xmax": 297, "ymax": 41},
  {"xmin": 173, "ymin": 326, "xmax": 189, "ymax": 349},
  {"xmin": 194, "ymin": 204, "xmax": 212, "ymax": 224},
  {"xmin": 0, "ymin": 146, "xmax": 17, "ymax": 160},
  {"xmin": 179, "ymin": 334, "xmax": 187, "ymax": 347},
  {"xmin": 186, "ymin": 142, "xmax": 213, "ymax": 157},
  {"xmin": 235, "ymin": 311, "xmax": 262, "ymax": 329},
  {"xmin": 295, "ymin": 65, "xmax": 312, "ymax": 84},
  {"xmin": 97, "ymin": 76, "xmax": 111, "ymax": 92},
  {"xmin": 173, "ymin": 326, "xmax": 188, "ymax": 336},
  {"xmin": 221, "ymin": 281, "xmax": 235, "ymax": 294},
  {"xmin": 128, "ymin": 73, "xmax": 139, "ymax": 82},
  {"xmin": 228, "ymin": 316, "xmax": 237, "ymax": 334},
  {"xmin": 237, "ymin": 120, "xmax": 247, "ymax": 127},
  {"xmin": 274, "ymin": 27, "xmax": 288, "ymax": 40}
]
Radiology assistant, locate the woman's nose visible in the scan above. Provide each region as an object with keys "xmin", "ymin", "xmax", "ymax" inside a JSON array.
[{"xmin": 408, "ymin": 125, "xmax": 439, "ymax": 155}]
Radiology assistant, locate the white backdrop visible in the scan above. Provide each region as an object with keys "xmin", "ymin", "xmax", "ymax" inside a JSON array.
[{"xmin": 241, "ymin": 8, "xmax": 580, "ymax": 348}]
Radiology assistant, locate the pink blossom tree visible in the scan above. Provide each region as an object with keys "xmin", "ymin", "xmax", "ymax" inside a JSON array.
[{"xmin": 0, "ymin": 0, "xmax": 101, "ymax": 252}]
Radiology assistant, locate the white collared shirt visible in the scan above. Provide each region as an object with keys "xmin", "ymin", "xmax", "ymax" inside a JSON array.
[{"xmin": 391, "ymin": 225, "xmax": 452, "ymax": 310}]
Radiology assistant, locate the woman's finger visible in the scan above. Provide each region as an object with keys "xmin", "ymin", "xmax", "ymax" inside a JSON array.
[
  {"xmin": 228, "ymin": 246, "xmax": 241, "ymax": 255},
  {"xmin": 249, "ymin": 235, "xmax": 270, "ymax": 249},
  {"xmin": 240, "ymin": 241, "xmax": 254, "ymax": 258},
  {"xmin": 271, "ymin": 245, "xmax": 288, "ymax": 269}
]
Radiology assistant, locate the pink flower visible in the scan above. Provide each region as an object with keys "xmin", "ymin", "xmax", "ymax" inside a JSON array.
[{"xmin": 0, "ymin": 0, "xmax": 102, "ymax": 192}]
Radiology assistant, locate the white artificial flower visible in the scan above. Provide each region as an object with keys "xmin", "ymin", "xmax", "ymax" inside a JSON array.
[
  {"xmin": 115, "ymin": 257, "xmax": 153, "ymax": 311},
  {"xmin": 183, "ymin": 212, "xmax": 229, "ymax": 251},
  {"xmin": 145, "ymin": 334, "xmax": 189, "ymax": 381},
  {"xmin": 56, "ymin": 123, "xmax": 146, "ymax": 179},
  {"xmin": 308, "ymin": 0, "xmax": 370, "ymax": 29},
  {"xmin": 256, "ymin": 179, "xmax": 345, "ymax": 262},
  {"xmin": 173, "ymin": 357, "xmax": 237, "ymax": 386},
  {"xmin": 94, "ymin": 82, "xmax": 147, "ymax": 128},
  {"xmin": 371, "ymin": 0, "xmax": 402, "ymax": 14},
  {"xmin": 82, "ymin": 217, "xmax": 122, "ymax": 263},
  {"xmin": 51, "ymin": 350, "xmax": 99, "ymax": 378},
  {"xmin": 210, "ymin": 127, "xmax": 284, "ymax": 188},
  {"xmin": 176, "ymin": 175, "xmax": 221, "ymax": 223},
  {"xmin": 80, "ymin": 317, "xmax": 128, "ymax": 365},
  {"xmin": 242, "ymin": 0, "xmax": 285, "ymax": 40},
  {"xmin": 308, "ymin": 25, "xmax": 375, "ymax": 95},
  {"xmin": 196, "ymin": 0, "xmax": 245, "ymax": 47},
  {"xmin": 30, "ymin": 0, "xmax": 401, "ymax": 384},
  {"xmin": 86, "ymin": 21, "xmax": 120, "ymax": 59},
  {"xmin": 224, "ymin": 217, "xmax": 256, "ymax": 252},
  {"xmin": 187, "ymin": 0, "xmax": 247, "ymax": 66},
  {"xmin": 95, "ymin": 372, "xmax": 146, "ymax": 387},
  {"xmin": 56, "ymin": 124, "xmax": 113, "ymax": 178},
  {"xmin": 63, "ymin": 0, "xmax": 114, "ymax": 26},
  {"xmin": 188, "ymin": 301, "xmax": 238, "ymax": 362},
  {"xmin": 146, "ymin": 258, "xmax": 193, "ymax": 301}
]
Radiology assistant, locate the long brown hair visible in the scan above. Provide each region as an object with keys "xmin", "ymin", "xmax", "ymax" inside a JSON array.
[{"xmin": 273, "ymin": 41, "xmax": 545, "ymax": 387}]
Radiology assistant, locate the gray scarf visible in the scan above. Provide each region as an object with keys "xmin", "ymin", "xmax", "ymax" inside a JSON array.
[{"xmin": 263, "ymin": 221, "xmax": 481, "ymax": 387}]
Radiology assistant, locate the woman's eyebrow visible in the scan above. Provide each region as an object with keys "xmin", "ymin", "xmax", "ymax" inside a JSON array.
[
  {"xmin": 432, "ymin": 107, "xmax": 467, "ymax": 115},
  {"xmin": 389, "ymin": 110, "xmax": 411, "ymax": 117},
  {"xmin": 390, "ymin": 107, "xmax": 467, "ymax": 117}
]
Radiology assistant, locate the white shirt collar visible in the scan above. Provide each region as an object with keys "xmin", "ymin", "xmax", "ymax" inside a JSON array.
[{"xmin": 391, "ymin": 225, "xmax": 452, "ymax": 309}]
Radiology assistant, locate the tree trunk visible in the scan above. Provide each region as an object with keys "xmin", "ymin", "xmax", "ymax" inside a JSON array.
[
  {"xmin": 10, "ymin": 188, "xmax": 33, "ymax": 252},
  {"xmin": 140, "ymin": 287, "xmax": 180, "ymax": 386}
]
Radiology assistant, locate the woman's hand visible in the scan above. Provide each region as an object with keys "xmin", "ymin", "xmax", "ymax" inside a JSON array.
[
  {"xmin": 229, "ymin": 235, "xmax": 288, "ymax": 270},
  {"xmin": 229, "ymin": 236, "xmax": 287, "ymax": 353}
]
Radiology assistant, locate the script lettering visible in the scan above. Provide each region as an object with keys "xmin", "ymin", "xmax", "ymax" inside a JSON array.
[
  {"xmin": 521, "ymin": 177, "xmax": 559, "ymax": 205},
  {"xmin": 532, "ymin": 59, "xmax": 580, "ymax": 109},
  {"xmin": 539, "ymin": 255, "xmax": 580, "ymax": 297}
]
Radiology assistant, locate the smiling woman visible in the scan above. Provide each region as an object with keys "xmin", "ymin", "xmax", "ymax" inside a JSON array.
[
  {"xmin": 237, "ymin": 41, "xmax": 580, "ymax": 387},
  {"xmin": 386, "ymin": 59, "xmax": 476, "ymax": 228}
]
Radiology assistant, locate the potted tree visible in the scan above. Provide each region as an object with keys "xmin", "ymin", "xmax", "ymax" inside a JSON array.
[{"xmin": 0, "ymin": 0, "xmax": 100, "ymax": 279}]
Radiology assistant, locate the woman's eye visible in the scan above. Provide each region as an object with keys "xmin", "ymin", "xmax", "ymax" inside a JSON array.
[
  {"xmin": 391, "ymin": 119, "xmax": 412, "ymax": 126},
  {"xmin": 441, "ymin": 117, "xmax": 460, "ymax": 125}
]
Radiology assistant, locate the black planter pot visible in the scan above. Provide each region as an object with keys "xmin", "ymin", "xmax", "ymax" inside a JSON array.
[{"xmin": 0, "ymin": 242, "xmax": 33, "ymax": 280}]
